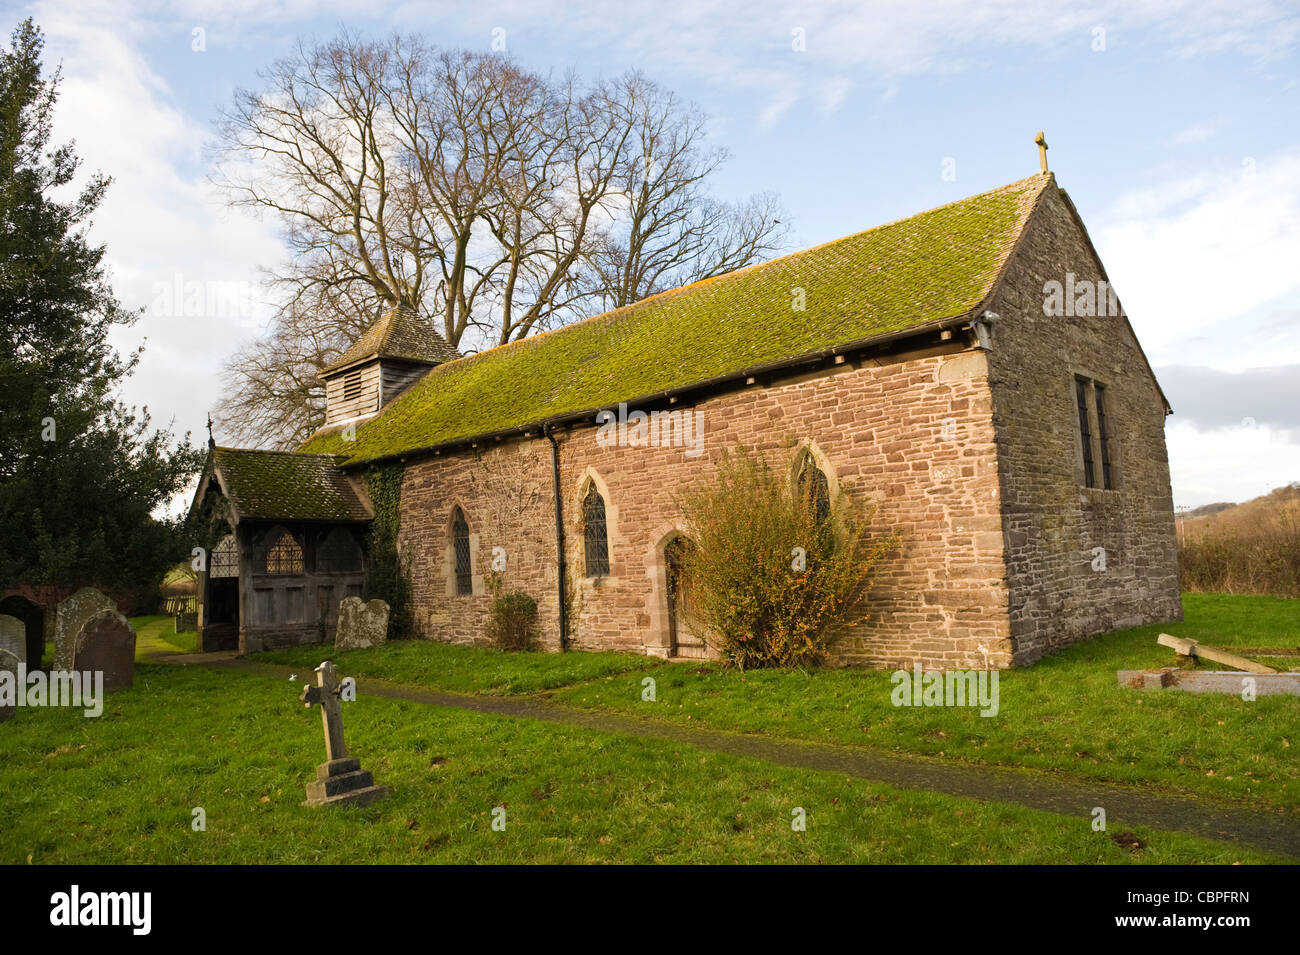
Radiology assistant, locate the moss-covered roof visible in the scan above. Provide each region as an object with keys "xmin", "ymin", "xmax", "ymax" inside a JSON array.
[
  {"xmin": 302, "ymin": 174, "xmax": 1052, "ymax": 465},
  {"xmin": 210, "ymin": 447, "xmax": 372, "ymax": 522},
  {"xmin": 321, "ymin": 305, "xmax": 459, "ymax": 376}
]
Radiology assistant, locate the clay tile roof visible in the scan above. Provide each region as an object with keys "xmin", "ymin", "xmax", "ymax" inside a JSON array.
[
  {"xmin": 301, "ymin": 174, "xmax": 1054, "ymax": 466},
  {"xmin": 321, "ymin": 305, "xmax": 459, "ymax": 376},
  {"xmin": 210, "ymin": 448, "xmax": 372, "ymax": 522}
]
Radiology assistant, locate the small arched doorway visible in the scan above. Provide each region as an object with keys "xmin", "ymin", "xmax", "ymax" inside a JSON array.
[{"xmin": 664, "ymin": 536, "xmax": 706, "ymax": 659}]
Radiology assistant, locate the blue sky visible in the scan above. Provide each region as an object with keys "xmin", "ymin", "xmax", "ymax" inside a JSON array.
[{"xmin": 9, "ymin": 0, "xmax": 1300, "ymax": 508}]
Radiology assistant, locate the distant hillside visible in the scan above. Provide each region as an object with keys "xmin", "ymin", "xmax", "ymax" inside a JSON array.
[
  {"xmin": 1183, "ymin": 501, "xmax": 1235, "ymax": 520},
  {"xmin": 1181, "ymin": 483, "xmax": 1300, "ymax": 536},
  {"xmin": 1179, "ymin": 482, "xmax": 1300, "ymax": 597}
]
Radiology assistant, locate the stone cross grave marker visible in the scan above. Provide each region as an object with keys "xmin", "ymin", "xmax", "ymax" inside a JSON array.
[{"xmin": 298, "ymin": 661, "xmax": 390, "ymax": 807}]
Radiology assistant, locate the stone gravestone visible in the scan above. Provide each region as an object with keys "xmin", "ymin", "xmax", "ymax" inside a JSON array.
[
  {"xmin": 74, "ymin": 610, "xmax": 136, "ymax": 692},
  {"xmin": 299, "ymin": 660, "xmax": 390, "ymax": 807},
  {"xmin": 0, "ymin": 614, "xmax": 22, "ymax": 723},
  {"xmin": 334, "ymin": 597, "xmax": 390, "ymax": 651},
  {"xmin": 52, "ymin": 587, "xmax": 115, "ymax": 672},
  {"xmin": 0, "ymin": 614, "xmax": 23, "ymax": 666}
]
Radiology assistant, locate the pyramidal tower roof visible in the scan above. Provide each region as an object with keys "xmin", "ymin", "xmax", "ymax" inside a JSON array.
[{"xmin": 321, "ymin": 305, "xmax": 459, "ymax": 377}]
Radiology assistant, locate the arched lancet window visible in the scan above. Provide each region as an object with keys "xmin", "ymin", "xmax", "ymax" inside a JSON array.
[
  {"xmin": 451, "ymin": 507, "xmax": 472, "ymax": 595},
  {"xmin": 317, "ymin": 527, "xmax": 363, "ymax": 573},
  {"xmin": 797, "ymin": 451, "xmax": 832, "ymax": 525},
  {"xmin": 583, "ymin": 485, "xmax": 610, "ymax": 578},
  {"xmin": 210, "ymin": 534, "xmax": 238, "ymax": 578},
  {"xmin": 261, "ymin": 528, "xmax": 304, "ymax": 574}
]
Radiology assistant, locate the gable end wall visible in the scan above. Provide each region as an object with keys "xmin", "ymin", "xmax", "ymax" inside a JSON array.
[{"xmin": 987, "ymin": 187, "xmax": 1182, "ymax": 664}]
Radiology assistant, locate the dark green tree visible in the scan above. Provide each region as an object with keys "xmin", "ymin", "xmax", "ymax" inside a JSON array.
[{"xmin": 0, "ymin": 18, "xmax": 202, "ymax": 604}]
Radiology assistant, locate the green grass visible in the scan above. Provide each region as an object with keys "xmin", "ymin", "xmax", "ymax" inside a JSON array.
[
  {"xmin": 0, "ymin": 663, "xmax": 1281, "ymax": 864},
  {"xmin": 252, "ymin": 594, "xmax": 1300, "ymax": 814},
  {"xmin": 1162, "ymin": 593, "xmax": 1298, "ymax": 651},
  {"xmin": 40, "ymin": 616, "xmax": 196, "ymax": 668},
  {"xmin": 129, "ymin": 615, "xmax": 198, "ymax": 658},
  {"xmin": 547, "ymin": 593, "xmax": 1300, "ymax": 812},
  {"xmin": 255, "ymin": 640, "xmax": 663, "ymax": 695}
]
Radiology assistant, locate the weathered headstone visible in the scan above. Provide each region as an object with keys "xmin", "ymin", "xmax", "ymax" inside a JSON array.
[
  {"xmin": 334, "ymin": 597, "xmax": 390, "ymax": 651},
  {"xmin": 74, "ymin": 610, "xmax": 136, "ymax": 692},
  {"xmin": 174, "ymin": 611, "xmax": 197, "ymax": 634},
  {"xmin": 52, "ymin": 587, "xmax": 115, "ymax": 672},
  {"xmin": 299, "ymin": 661, "xmax": 390, "ymax": 807},
  {"xmin": 0, "ymin": 614, "xmax": 22, "ymax": 723},
  {"xmin": 0, "ymin": 614, "xmax": 23, "ymax": 667}
]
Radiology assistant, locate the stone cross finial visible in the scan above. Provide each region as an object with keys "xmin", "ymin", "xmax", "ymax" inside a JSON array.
[
  {"xmin": 1034, "ymin": 131, "xmax": 1049, "ymax": 173},
  {"xmin": 300, "ymin": 660, "xmax": 347, "ymax": 760}
]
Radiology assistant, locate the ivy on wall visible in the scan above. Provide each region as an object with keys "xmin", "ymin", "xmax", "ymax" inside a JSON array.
[{"xmin": 365, "ymin": 463, "xmax": 415, "ymax": 639}]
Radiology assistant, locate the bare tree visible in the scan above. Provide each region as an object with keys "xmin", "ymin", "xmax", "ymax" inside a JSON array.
[
  {"xmin": 586, "ymin": 73, "xmax": 790, "ymax": 310},
  {"xmin": 480, "ymin": 75, "xmax": 637, "ymax": 345},
  {"xmin": 218, "ymin": 294, "xmax": 377, "ymax": 449},
  {"xmin": 213, "ymin": 32, "xmax": 789, "ymax": 446}
]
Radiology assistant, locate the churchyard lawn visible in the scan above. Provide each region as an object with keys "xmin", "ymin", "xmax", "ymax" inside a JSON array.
[
  {"xmin": 3, "ymin": 593, "xmax": 1293, "ymax": 863},
  {"xmin": 257, "ymin": 593, "xmax": 1300, "ymax": 815},
  {"xmin": 37, "ymin": 615, "xmax": 195, "ymax": 668},
  {"xmin": 0, "ymin": 660, "xmax": 1285, "ymax": 864}
]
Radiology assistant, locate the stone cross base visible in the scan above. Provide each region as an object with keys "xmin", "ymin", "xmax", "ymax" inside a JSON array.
[{"xmin": 304, "ymin": 757, "xmax": 391, "ymax": 808}]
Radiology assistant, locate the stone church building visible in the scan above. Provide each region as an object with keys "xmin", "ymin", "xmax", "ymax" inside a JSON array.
[{"xmin": 191, "ymin": 170, "xmax": 1182, "ymax": 668}]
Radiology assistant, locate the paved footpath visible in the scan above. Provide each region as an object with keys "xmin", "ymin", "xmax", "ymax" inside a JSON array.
[{"xmin": 171, "ymin": 655, "xmax": 1300, "ymax": 860}]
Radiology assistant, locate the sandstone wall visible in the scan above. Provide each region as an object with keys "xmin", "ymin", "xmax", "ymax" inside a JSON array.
[{"xmin": 398, "ymin": 345, "xmax": 1014, "ymax": 669}]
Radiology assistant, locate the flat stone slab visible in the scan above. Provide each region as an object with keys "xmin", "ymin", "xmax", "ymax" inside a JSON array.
[
  {"xmin": 335, "ymin": 597, "xmax": 389, "ymax": 651},
  {"xmin": 1119, "ymin": 669, "xmax": 1300, "ymax": 696}
]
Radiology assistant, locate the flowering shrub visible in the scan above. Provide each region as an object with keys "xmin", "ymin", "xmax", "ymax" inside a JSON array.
[{"xmin": 675, "ymin": 446, "xmax": 899, "ymax": 669}]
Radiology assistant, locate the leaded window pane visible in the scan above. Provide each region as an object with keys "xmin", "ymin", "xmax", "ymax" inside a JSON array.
[
  {"xmin": 798, "ymin": 455, "xmax": 831, "ymax": 524},
  {"xmin": 452, "ymin": 508, "xmax": 472, "ymax": 595},
  {"xmin": 584, "ymin": 487, "xmax": 610, "ymax": 578},
  {"xmin": 210, "ymin": 534, "xmax": 238, "ymax": 578},
  {"xmin": 264, "ymin": 531, "xmax": 303, "ymax": 574}
]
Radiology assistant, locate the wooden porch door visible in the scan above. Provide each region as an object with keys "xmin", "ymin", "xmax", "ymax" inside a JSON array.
[{"xmin": 665, "ymin": 537, "xmax": 706, "ymax": 658}]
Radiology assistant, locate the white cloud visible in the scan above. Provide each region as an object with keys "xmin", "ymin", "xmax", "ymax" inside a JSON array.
[
  {"xmin": 33, "ymin": 0, "xmax": 285, "ymax": 446},
  {"xmin": 1166, "ymin": 419, "xmax": 1300, "ymax": 508},
  {"xmin": 487, "ymin": 0, "xmax": 1300, "ymax": 107},
  {"xmin": 1095, "ymin": 148, "xmax": 1300, "ymax": 365},
  {"xmin": 1169, "ymin": 120, "xmax": 1220, "ymax": 145},
  {"xmin": 819, "ymin": 76, "xmax": 851, "ymax": 113},
  {"xmin": 757, "ymin": 89, "xmax": 797, "ymax": 128}
]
